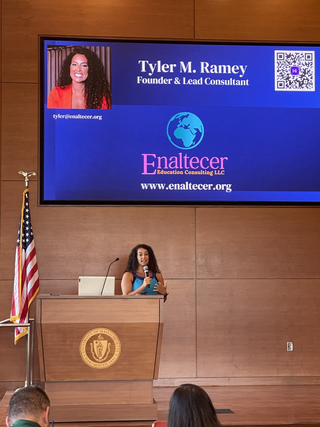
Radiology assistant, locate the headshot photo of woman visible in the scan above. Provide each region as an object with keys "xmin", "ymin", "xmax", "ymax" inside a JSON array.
[{"xmin": 47, "ymin": 46, "xmax": 111, "ymax": 109}]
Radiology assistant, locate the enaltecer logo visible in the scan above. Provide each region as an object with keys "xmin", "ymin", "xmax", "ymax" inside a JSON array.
[{"xmin": 167, "ymin": 112, "xmax": 204, "ymax": 149}]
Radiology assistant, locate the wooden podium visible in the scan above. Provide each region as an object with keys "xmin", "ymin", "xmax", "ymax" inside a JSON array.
[{"xmin": 36, "ymin": 295, "xmax": 164, "ymax": 422}]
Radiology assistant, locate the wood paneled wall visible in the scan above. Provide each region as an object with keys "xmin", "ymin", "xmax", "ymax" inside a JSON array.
[{"xmin": 1, "ymin": 0, "xmax": 320, "ymax": 395}]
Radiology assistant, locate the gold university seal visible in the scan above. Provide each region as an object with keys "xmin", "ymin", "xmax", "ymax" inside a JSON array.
[{"xmin": 79, "ymin": 328, "xmax": 121, "ymax": 369}]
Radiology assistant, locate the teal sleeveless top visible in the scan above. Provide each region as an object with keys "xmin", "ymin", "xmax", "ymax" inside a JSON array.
[{"xmin": 132, "ymin": 271, "xmax": 158, "ymax": 295}]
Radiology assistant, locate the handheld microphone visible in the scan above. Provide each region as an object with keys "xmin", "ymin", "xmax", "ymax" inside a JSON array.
[
  {"xmin": 143, "ymin": 265, "xmax": 150, "ymax": 288},
  {"xmin": 100, "ymin": 257, "xmax": 119, "ymax": 295}
]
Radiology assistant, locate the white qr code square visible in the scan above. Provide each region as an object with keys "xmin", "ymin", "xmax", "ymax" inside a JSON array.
[{"xmin": 275, "ymin": 50, "xmax": 315, "ymax": 91}]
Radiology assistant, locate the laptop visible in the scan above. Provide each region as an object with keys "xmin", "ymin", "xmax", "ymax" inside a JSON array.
[{"xmin": 78, "ymin": 276, "xmax": 115, "ymax": 296}]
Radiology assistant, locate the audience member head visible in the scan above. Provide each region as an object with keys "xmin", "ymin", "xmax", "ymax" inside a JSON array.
[
  {"xmin": 167, "ymin": 384, "xmax": 221, "ymax": 427},
  {"xmin": 6, "ymin": 385, "xmax": 50, "ymax": 427}
]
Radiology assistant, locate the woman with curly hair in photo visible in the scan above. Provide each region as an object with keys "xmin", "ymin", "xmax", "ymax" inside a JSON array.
[
  {"xmin": 121, "ymin": 244, "xmax": 168, "ymax": 300},
  {"xmin": 48, "ymin": 46, "xmax": 111, "ymax": 109}
]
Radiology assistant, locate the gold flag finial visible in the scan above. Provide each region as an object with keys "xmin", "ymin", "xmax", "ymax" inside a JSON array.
[{"xmin": 18, "ymin": 171, "xmax": 36, "ymax": 188}]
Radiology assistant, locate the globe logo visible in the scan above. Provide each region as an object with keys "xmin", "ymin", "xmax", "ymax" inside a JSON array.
[{"xmin": 167, "ymin": 112, "xmax": 204, "ymax": 150}]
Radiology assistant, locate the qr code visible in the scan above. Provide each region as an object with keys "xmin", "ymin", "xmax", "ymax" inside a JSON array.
[{"xmin": 275, "ymin": 50, "xmax": 315, "ymax": 91}]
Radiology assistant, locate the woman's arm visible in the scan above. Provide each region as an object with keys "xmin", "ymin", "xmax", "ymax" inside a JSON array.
[
  {"xmin": 47, "ymin": 87, "xmax": 60, "ymax": 108},
  {"xmin": 121, "ymin": 271, "xmax": 151, "ymax": 295}
]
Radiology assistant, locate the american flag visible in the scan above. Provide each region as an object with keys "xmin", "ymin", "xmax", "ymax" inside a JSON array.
[{"xmin": 10, "ymin": 188, "xmax": 39, "ymax": 344}]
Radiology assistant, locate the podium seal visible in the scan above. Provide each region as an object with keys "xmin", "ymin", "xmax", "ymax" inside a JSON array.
[{"xmin": 79, "ymin": 328, "xmax": 121, "ymax": 369}]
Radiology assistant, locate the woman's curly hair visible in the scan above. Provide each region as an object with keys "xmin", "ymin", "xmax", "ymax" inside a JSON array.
[
  {"xmin": 58, "ymin": 47, "xmax": 111, "ymax": 109},
  {"xmin": 125, "ymin": 244, "xmax": 161, "ymax": 274}
]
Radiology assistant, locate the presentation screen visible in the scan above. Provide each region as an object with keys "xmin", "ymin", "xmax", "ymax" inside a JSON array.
[{"xmin": 40, "ymin": 37, "xmax": 320, "ymax": 204}]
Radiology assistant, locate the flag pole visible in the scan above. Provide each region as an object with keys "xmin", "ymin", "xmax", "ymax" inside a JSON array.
[{"xmin": 17, "ymin": 171, "xmax": 37, "ymax": 386}]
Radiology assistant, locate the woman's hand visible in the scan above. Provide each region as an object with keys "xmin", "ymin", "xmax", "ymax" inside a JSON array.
[
  {"xmin": 143, "ymin": 277, "xmax": 152, "ymax": 289},
  {"xmin": 154, "ymin": 280, "xmax": 168, "ymax": 296}
]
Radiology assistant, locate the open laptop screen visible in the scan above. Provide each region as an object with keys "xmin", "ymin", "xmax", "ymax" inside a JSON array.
[{"xmin": 78, "ymin": 276, "xmax": 115, "ymax": 296}]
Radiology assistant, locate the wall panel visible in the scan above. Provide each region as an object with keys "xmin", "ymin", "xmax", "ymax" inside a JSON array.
[
  {"xmin": 196, "ymin": 208, "xmax": 320, "ymax": 279},
  {"xmin": 158, "ymin": 279, "xmax": 196, "ymax": 378},
  {"xmin": 0, "ymin": 327, "xmax": 28, "ymax": 382},
  {"xmin": 195, "ymin": 0, "xmax": 320, "ymax": 41},
  {"xmin": 0, "ymin": 281, "xmax": 12, "ymax": 323},
  {"xmin": 0, "ymin": 182, "xmax": 196, "ymax": 280},
  {"xmin": 197, "ymin": 279, "xmax": 320, "ymax": 377},
  {"xmin": 1, "ymin": 83, "xmax": 38, "ymax": 180},
  {"xmin": 0, "ymin": 281, "xmax": 38, "ymax": 382},
  {"xmin": 2, "ymin": 0, "xmax": 194, "ymax": 83}
]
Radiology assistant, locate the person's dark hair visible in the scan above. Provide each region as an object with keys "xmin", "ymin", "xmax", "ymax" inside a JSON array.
[
  {"xmin": 8, "ymin": 385, "xmax": 50, "ymax": 424},
  {"xmin": 125, "ymin": 244, "xmax": 161, "ymax": 274},
  {"xmin": 58, "ymin": 46, "xmax": 111, "ymax": 109},
  {"xmin": 167, "ymin": 384, "xmax": 221, "ymax": 427}
]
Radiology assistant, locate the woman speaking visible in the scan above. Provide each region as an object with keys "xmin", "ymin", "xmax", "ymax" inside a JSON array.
[
  {"xmin": 121, "ymin": 244, "xmax": 168, "ymax": 299},
  {"xmin": 48, "ymin": 46, "xmax": 111, "ymax": 109}
]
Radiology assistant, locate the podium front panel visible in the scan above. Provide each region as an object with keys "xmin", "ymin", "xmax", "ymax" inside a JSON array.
[{"xmin": 37, "ymin": 295, "xmax": 163, "ymax": 382}]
